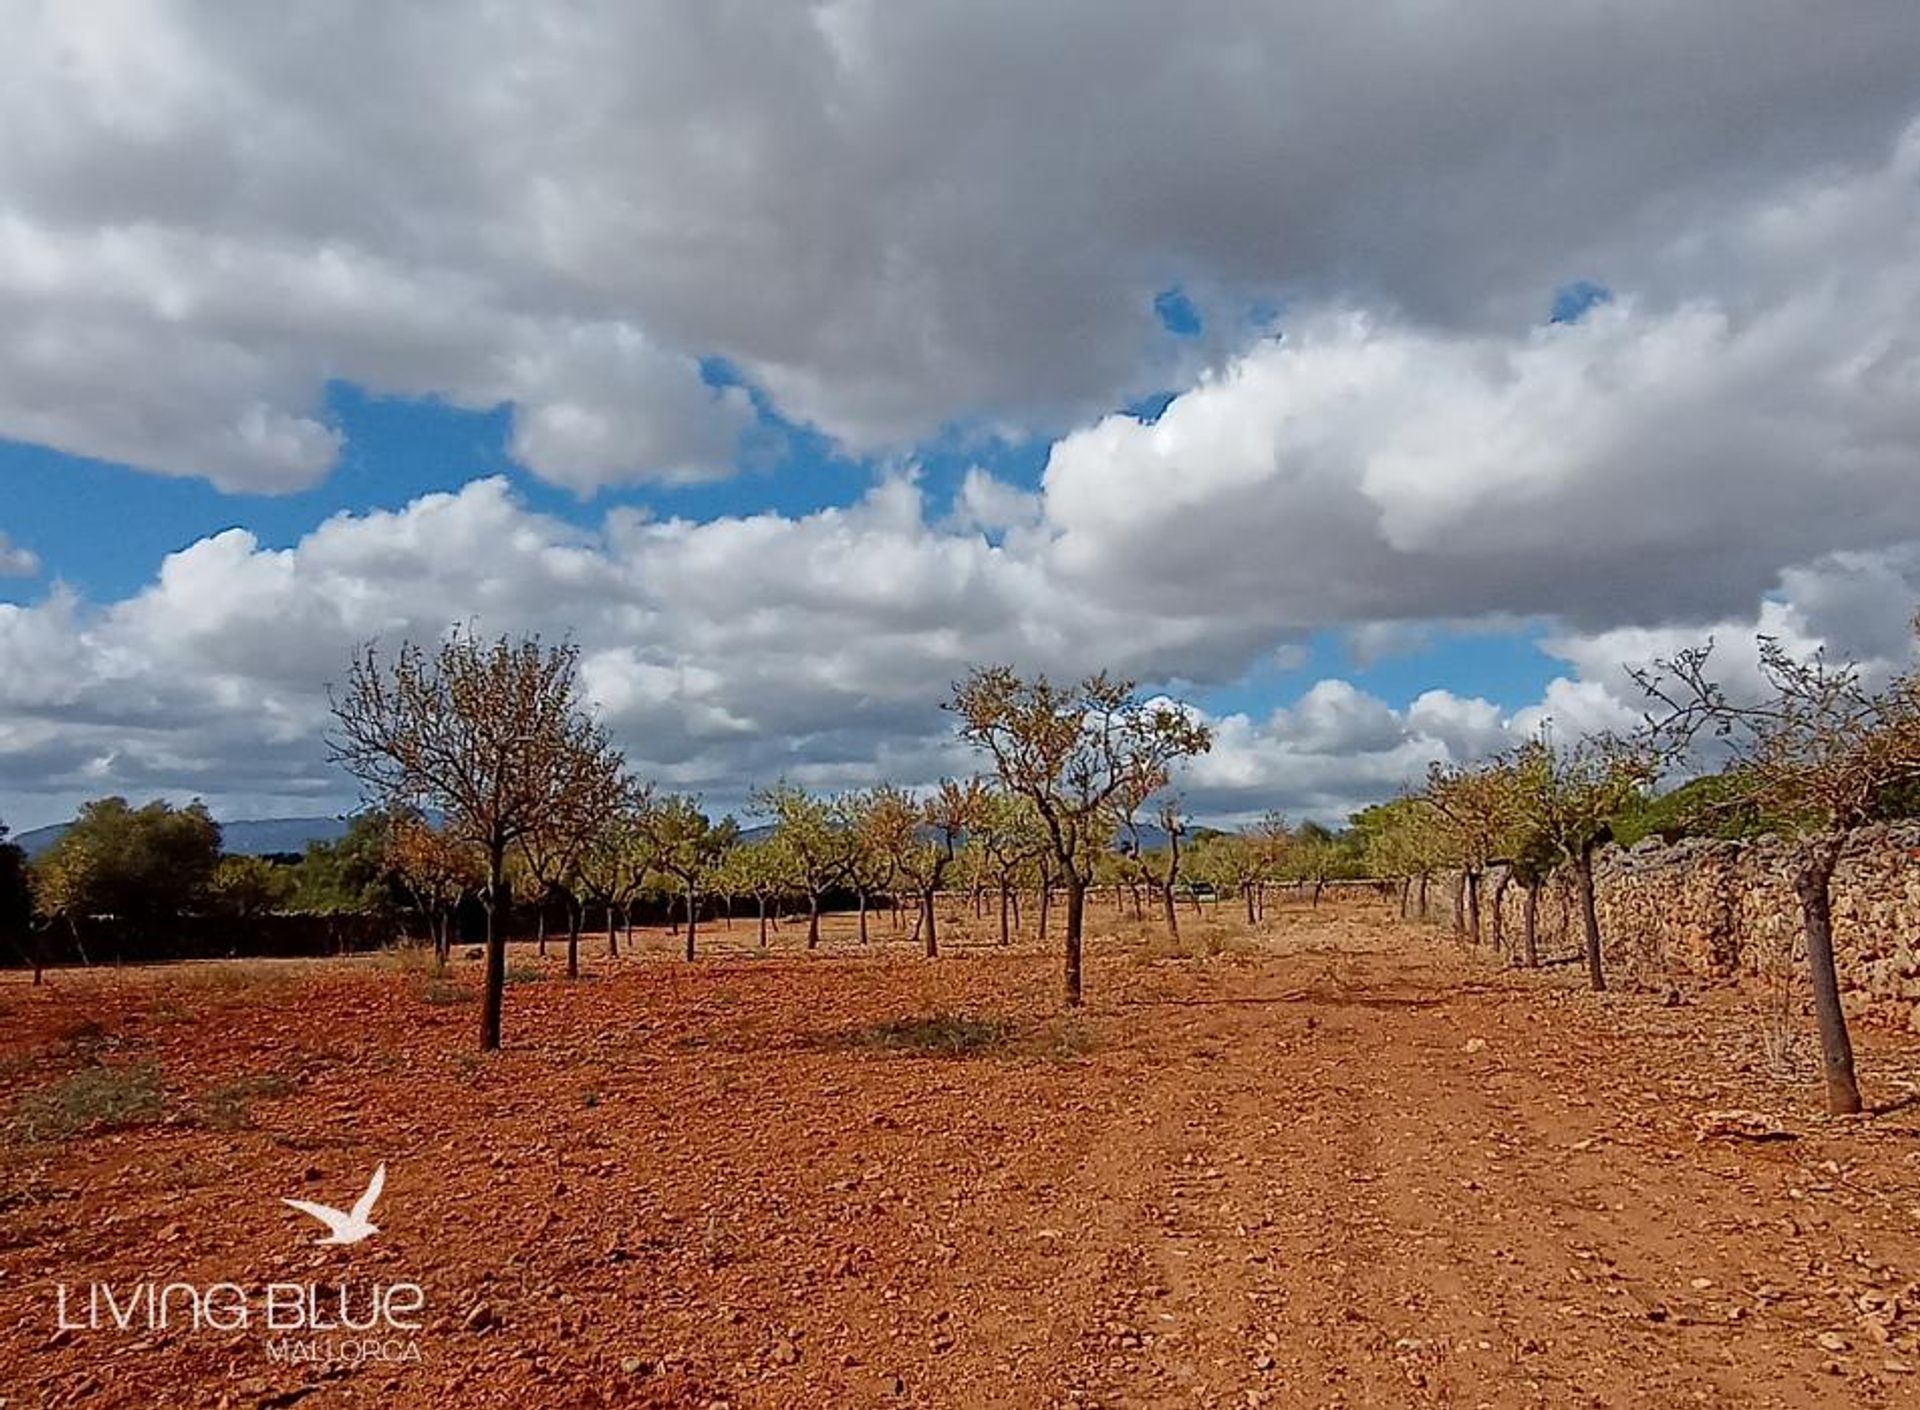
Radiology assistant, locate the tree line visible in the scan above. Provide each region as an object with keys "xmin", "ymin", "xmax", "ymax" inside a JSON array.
[{"xmin": 1359, "ymin": 619, "xmax": 1920, "ymax": 1117}]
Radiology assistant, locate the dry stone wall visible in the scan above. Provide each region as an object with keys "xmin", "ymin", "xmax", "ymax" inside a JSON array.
[{"xmin": 1422, "ymin": 823, "xmax": 1920, "ymax": 1031}]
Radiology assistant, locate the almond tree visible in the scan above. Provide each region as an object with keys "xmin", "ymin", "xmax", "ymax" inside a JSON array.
[
  {"xmin": 1636, "ymin": 629, "xmax": 1920, "ymax": 1114},
  {"xmin": 757, "ymin": 782, "xmax": 848, "ymax": 948},
  {"xmin": 577, "ymin": 799, "xmax": 657, "ymax": 957},
  {"xmin": 329, "ymin": 632, "xmax": 626, "ymax": 1051},
  {"xmin": 972, "ymin": 790, "xmax": 1045, "ymax": 945},
  {"xmin": 645, "ymin": 795, "xmax": 739, "ymax": 961},
  {"xmin": 1120, "ymin": 785, "xmax": 1189, "ymax": 939},
  {"xmin": 837, "ymin": 789, "xmax": 895, "ymax": 944},
  {"xmin": 388, "ymin": 814, "xmax": 482, "ymax": 961},
  {"xmin": 874, "ymin": 779, "xmax": 986, "ymax": 958},
  {"xmin": 1510, "ymin": 734, "xmax": 1653, "ymax": 991},
  {"xmin": 522, "ymin": 761, "xmax": 636, "ymax": 980},
  {"xmin": 731, "ymin": 837, "xmax": 796, "ymax": 946},
  {"xmin": 1421, "ymin": 759, "xmax": 1519, "ymax": 946},
  {"xmin": 949, "ymin": 668, "xmax": 1212, "ymax": 1006}
]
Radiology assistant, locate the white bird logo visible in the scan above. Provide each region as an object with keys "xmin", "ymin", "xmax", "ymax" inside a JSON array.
[{"xmin": 282, "ymin": 1163, "xmax": 386, "ymax": 1246}]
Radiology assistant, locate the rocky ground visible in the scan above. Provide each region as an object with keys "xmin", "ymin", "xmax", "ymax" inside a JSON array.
[{"xmin": 4, "ymin": 897, "xmax": 1920, "ymax": 1408}]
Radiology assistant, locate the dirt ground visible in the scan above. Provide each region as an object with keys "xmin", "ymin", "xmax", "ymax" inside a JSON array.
[{"xmin": 5, "ymin": 896, "xmax": 1920, "ymax": 1409}]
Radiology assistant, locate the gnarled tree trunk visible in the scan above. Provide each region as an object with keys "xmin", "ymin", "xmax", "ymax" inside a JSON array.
[{"xmin": 1794, "ymin": 835, "xmax": 1863, "ymax": 1115}]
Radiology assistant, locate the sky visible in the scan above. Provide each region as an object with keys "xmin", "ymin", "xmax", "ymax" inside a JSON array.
[{"xmin": 3, "ymin": 2, "xmax": 1920, "ymax": 833}]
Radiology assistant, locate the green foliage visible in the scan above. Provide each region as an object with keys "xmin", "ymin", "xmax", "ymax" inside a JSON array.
[
  {"xmin": 0, "ymin": 821, "xmax": 32, "ymax": 958},
  {"xmin": 34, "ymin": 797, "xmax": 222, "ymax": 926},
  {"xmin": 13, "ymin": 1061, "xmax": 166, "ymax": 1141},
  {"xmin": 291, "ymin": 812, "xmax": 404, "ymax": 913},
  {"xmin": 194, "ymin": 1072, "xmax": 293, "ymax": 1130},
  {"xmin": 846, "ymin": 1012, "xmax": 1017, "ymax": 1056},
  {"xmin": 209, "ymin": 854, "xmax": 298, "ymax": 917},
  {"xmin": 1608, "ymin": 773, "xmax": 1772, "ymax": 846}
]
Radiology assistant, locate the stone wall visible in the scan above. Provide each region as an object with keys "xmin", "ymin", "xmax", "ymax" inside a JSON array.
[{"xmin": 1420, "ymin": 822, "xmax": 1920, "ymax": 1030}]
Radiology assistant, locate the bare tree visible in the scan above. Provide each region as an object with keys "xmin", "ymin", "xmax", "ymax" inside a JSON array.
[
  {"xmin": 329, "ymin": 632, "xmax": 626, "ymax": 1050},
  {"xmin": 1120, "ymin": 786, "xmax": 1188, "ymax": 940},
  {"xmin": 1636, "ymin": 630, "xmax": 1920, "ymax": 1114},
  {"xmin": 949, "ymin": 668, "xmax": 1211, "ymax": 1006}
]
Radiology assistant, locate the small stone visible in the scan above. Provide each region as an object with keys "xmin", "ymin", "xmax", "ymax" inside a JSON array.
[
  {"xmin": 770, "ymin": 1339, "xmax": 800, "ymax": 1365},
  {"xmin": 1817, "ymin": 1332, "xmax": 1850, "ymax": 1353},
  {"xmin": 464, "ymin": 1303, "xmax": 497, "ymax": 1332},
  {"xmin": 1463, "ymin": 1038, "xmax": 1487, "ymax": 1054}
]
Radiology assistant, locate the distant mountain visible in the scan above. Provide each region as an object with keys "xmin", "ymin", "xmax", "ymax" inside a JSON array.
[{"xmin": 13, "ymin": 815, "xmax": 351, "ymax": 860}]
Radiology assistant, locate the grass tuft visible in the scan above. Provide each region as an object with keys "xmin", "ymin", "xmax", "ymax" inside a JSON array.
[
  {"xmin": 845, "ymin": 1012, "xmax": 1018, "ymax": 1057},
  {"xmin": 12, "ymin": 1061, "xmax": 165, "ymax": 1142},
  {"xmin": 194, "ymin": 1072, "xmax": 294, "ymax": 1131}
]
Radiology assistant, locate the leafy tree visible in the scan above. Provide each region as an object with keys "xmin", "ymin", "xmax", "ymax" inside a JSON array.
[
  {"xmin": 521, "ymin": 762, "xmax": 637, "ymax": 978},
  {"xmin": 757, "ymin": 782, "xmax": 848, "ymax": 947},
  {"xmin": 1420, "ymin": 759, "xmax": 1520, "ymax": 945},
  {"xmin": 1511, "ymin": 734, "xmax": 1654, "ymax": 990},
  {"xmin": 645, "ymin": 796, "xmax": 740, "ymax": 961},
  {"xmin": 949, "ymin": 668, "xmax": 1211, "ymax": 1006},
  {"xmin": 388, "ymin": 815, "xmax": 483, "ymax": 961},
  {"xmin": 837, "ymin": 790, "xmax": 896, "ymax": 944},
  {"xmin": 971, "ymin": 789, "xmax": 1046, "ymax": 945},
  {"xmin": 577, "ymin": 800, "xmax": 658, "ymax": 958},
  {"xmin": 34, "ymin": 797, "xmax": 222, "ymax": 935},
  {"xmin": 329, "ymin": 632, "xmax": 626, "ymax": 1051},
  {"xmin": 1636, "ymin": 628, "xmax": 1920, "ymax": 1114},
  {"xmin": 730, "ymin": 837, "xmax": 797, "ymax": 946},
  {"xmin": 209, "ymin": 855, "xmax": 298, "ymax": 917},
  {"xmin": 869, "ymin": 780, "xmax": 985, "ymax": 958},
  {"xmin": 0, "ymin": 820, "xmax": 37, "ymax": 983},
  {"xmin": 1608, "ymin": 773, "xmax": 1771, "ymax": 846},
  {"xmin": 1188, "ymin": 831, "xmax": 1265, "ymax": 923},
  {"xmin": 292, "ymin": 812, "xmax": 404, "ymax": 914}
]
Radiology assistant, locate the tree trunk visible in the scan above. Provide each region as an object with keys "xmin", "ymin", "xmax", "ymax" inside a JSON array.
[
  {"xmin": 1037, "ymin": 879, "xmax": 1051, "ymax": 944},
  {"xmin": 684, "ymin": 884, "xmax": 698, "ymax": 962},
  {"xmin": 1522, "ymin": 881, "xmax": 1540, "ymax": 968},
  {"xmin": 922, "ymin": 890, "xmax": 938, "ymax": 958},
  {"xmin": 1011, "ymin": 886, "xmax": 1022, "ymax": 933},
  {"xmin": 999, "ymin": 882, "xmax": 1011, "ymax": 946},
  {"xmin": 536, "ymin": 906, "xmax": 547, "ymax": 958},
  {"xmin": 1574, "ymin": 845, "xmax": 1605, "ymax": 992},
  {"xmin": 566, "ymin": 898, "xmax": 581, "ymax": 981},
  {"xmin": 1312, "ymin": 877, "xmax": 1325, "ymax": 908},
  {"xmin": 1417, "ymin": 872, "xmax": 1430, "ymax": 922},
  {"xmin": 609, "ymin": 906, "xmax": 622, "ymax": 958},
  {"xmin": 1794, "ymin": 838, "xmax": 1863, "ymax": 1115},
  {"xmin": 479, "ymin": 852, "xmax": 507, "ymax": 1052},
  {"xmin": 1451, "ymin": 871, "xmax": 1467, "ymax": 939},
  {"xmin": 757, "ymin": 894, "xmax": 769, "ymax": 947},
  {"xmin": 1489, "ymin": 871, "xmax": 1510, "ymax": 955},
  {"xmin": 1064, "ymin": 876, "xmax": 1086, "ymax": 1008},
  {"xmin": 807, "ymin": 893, "xmax": 821, "ymax": 949},
  {"xmin": 857, "ymin": 889, "xmax": 869, "ymax": 945},
  {"xmin": 1465, "ymin": 869, "xmax": 1482, "ymax": 944},
  {"xmin": 1160, "ymin": 881, "xmax": 1179, "ymax": 940}
]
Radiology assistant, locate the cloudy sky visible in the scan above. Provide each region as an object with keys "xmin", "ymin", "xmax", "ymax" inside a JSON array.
[{"xmin": 3, "ymin": 1, "xmax": 1919, "ymax": 832}]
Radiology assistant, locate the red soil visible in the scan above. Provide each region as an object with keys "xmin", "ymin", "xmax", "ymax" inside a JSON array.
[{"xmin": 3, "ymin": 900, "xmax": 1920, "ymax": 1408}]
